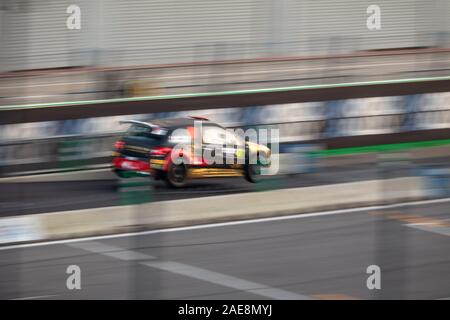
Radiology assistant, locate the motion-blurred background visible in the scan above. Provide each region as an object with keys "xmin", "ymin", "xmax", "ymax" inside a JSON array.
[
  {"xmin": 0, "ymin": 0, "xmax": 450, "ymax": 300},
  {"xmin": 1, "ymin": 0, "xmax": 450, "ymax": 104}
]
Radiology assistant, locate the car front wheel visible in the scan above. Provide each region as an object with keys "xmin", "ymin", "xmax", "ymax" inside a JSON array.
[
  {"xmin": 166, "ymin": 163, "xmax": 188, "ymax": 188},
  {"xmin": 244, "ymin": 164, "xmax": 261, "ymax": 183}
]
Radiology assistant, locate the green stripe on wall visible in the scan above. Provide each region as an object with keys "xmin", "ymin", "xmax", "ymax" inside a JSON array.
[{"xmin": 317, "ymin": 138, "xmax": 450, "ymax": 157}]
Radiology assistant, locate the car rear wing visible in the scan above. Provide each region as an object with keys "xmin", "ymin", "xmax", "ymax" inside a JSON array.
[{"xmin": 119, "ymin": 120, "xmax": 156, "ymax": 128}]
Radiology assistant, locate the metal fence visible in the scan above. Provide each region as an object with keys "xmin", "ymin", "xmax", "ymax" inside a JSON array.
[{"xmin": 2, "ymin": 91, "xmax": 450, "ymax": 176}]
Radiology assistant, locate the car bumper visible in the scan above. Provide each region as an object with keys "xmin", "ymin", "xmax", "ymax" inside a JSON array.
[{"xmin": 112, "ymin": 156, "xmax": 151, "ymax": 177}]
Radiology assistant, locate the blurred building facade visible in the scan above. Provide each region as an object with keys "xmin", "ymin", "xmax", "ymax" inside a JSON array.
[{"xmin": 0, "ymin": 0, "xmax": 449, "ymax": 71}]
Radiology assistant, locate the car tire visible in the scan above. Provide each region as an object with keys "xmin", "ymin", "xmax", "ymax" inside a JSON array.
[
  {"xmin": 244, "ymin": 164, "xmax": 261, "ymax": 183},
  {"xmin": 166, "ymin": 163, "xmax": 188, "ymax": 188}
]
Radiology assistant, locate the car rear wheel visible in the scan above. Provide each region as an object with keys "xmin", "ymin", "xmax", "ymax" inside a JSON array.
[{"xmin": 166, "ymin": 163, "xmax": 188, "ymax": 188}]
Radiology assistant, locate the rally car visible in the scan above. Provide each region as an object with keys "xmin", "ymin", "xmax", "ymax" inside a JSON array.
[{"xmin": 112, "ymin": 116, "xmax": 271, "ymax": 187}]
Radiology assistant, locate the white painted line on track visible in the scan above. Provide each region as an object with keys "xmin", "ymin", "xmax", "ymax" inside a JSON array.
[
  {"xmin": 1, "ymin": 197, "xmax": 450, "ymax": 251},
  {"xmin": 142, "ymin": 260, "xmax": 311, "ymax": 300},
  {"xmin": 406, "ymin": 224, "xmax": 450, "ymax": 237},
  {"xmin": 68, "ymin": 241, "xmax": 155, "ymax": 260},
  {"xmin": 9, "ymin": 295, "xmax": 58, "ymax": 300},
  {"xmin": 0, "ymin": 168, "xmax": 111, "ymax": 183},
  {"xmin": 68, "ymin": 241, "xmax": 311, "ymax": 300}
]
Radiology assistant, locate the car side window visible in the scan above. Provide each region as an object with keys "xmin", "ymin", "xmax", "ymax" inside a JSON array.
[
  {"xmin": 203, "ymin": 126, "xmax": 226, "ymax": 145},
  {"xmin": 225, "ymin": 130, "xmax": 244, "ymax": 147}
]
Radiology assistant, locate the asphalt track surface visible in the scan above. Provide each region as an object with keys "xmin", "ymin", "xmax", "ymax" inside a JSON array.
[
  {"xmin": 0, "ymin": 199, "xmax": 449, "ymax": 300},
  {"xmin": 0, "ymin": 153, "xmax": 449, "ymax": 217}
]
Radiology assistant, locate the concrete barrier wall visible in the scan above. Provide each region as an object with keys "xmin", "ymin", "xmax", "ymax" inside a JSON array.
[
  {"xmin": 0, "ymin": 176, "xmax": 426, "ymax": 245},
  {"xmin": 3, "ymin": 77, "xmax": 450, "ymax": 125}
]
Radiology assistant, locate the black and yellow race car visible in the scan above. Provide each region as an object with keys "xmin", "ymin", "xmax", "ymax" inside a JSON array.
[{"xmin": 112, "ymin": 116, "xmax": 271, "ymax": 187}]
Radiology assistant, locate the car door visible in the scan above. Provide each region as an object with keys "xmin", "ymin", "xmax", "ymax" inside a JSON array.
[
  {"xmin": 224, "ymin": 129, "xmax": 245, "ymax": 168},
  {"xmin": 202, "ymin": 125, "xmax": 228, "ymax": 167}
]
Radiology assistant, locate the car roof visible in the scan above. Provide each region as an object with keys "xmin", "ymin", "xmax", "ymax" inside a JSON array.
[{"xmin": 141, "ymin": 117, "xmax": 220, "ymax": 130}]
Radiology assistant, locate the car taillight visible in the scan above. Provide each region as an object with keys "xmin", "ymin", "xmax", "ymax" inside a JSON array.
[
  {"xmin": 150, "ymin": 147, "xmax": 172, "ymax": 156},
  {"xmin": 115, "ymin": 140, "xmax": 125, "ymax": 150}
]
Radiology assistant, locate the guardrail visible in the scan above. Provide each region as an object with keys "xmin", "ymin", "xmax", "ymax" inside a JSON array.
[{"xmin": 0, "ymin": 133, "xmax": 120, "ymax": 176}]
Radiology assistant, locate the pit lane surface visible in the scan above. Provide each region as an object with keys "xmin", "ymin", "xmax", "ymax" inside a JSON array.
[
  {"xmin": 1, "ymin": 153, "xmax": 448, "ymax": 217},
  {"xmin": 0, "ymin": 161, "xmax": 394, "ymax": 216},
  {"xmin": 1, "ymin": 200, "xmax": 449, "ymax": 300},
  {"xmin": 2, "ymin": 148, "xmax": 450, "ymax": 217}
]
